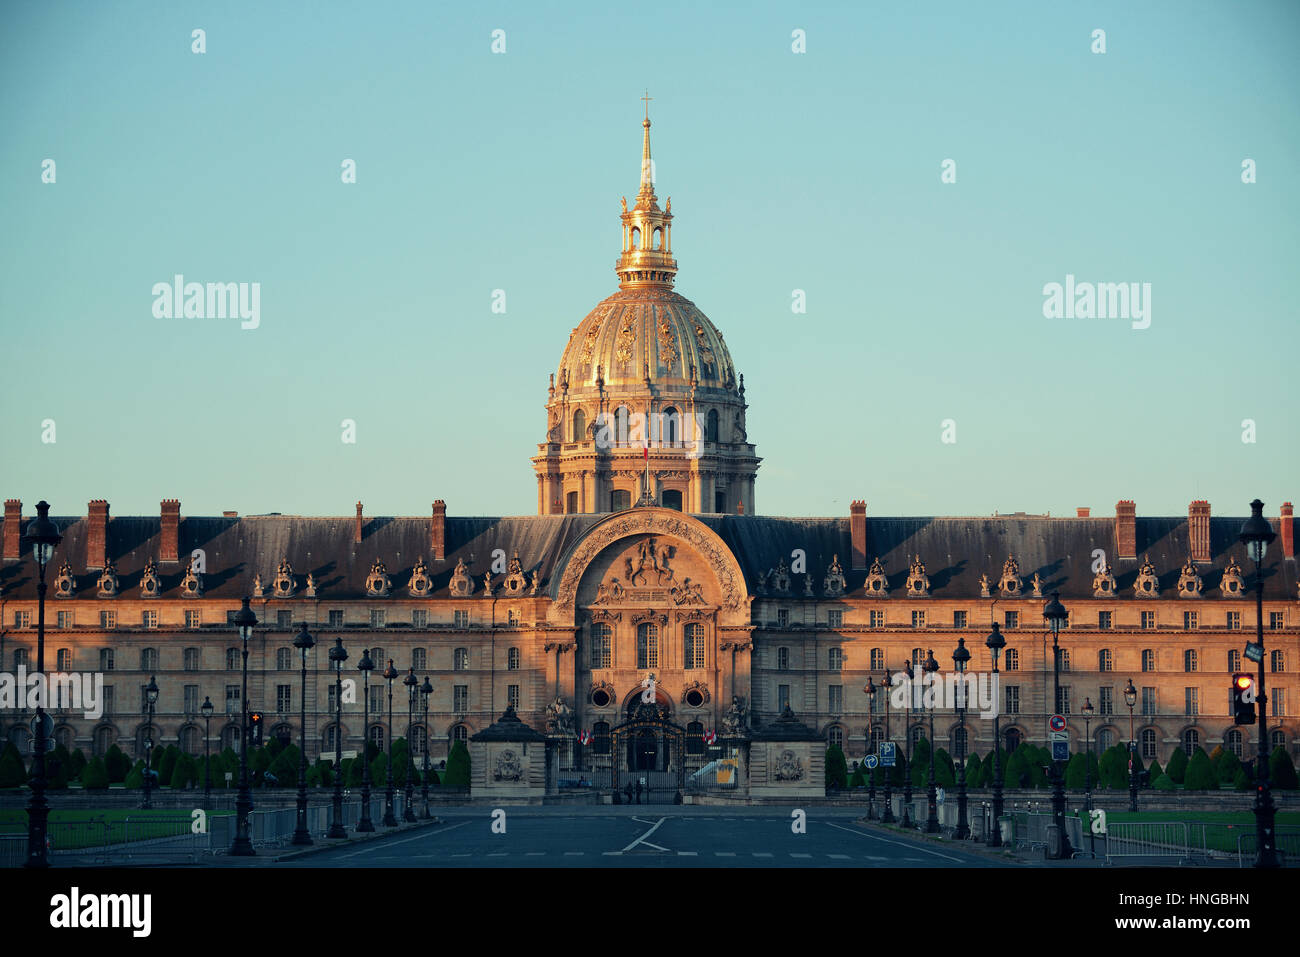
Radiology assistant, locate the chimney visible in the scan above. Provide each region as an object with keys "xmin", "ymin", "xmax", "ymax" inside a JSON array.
[
  {"xmin": 87, "ymin": 500, "xmax": 110, "ymax": 569},
  {"xmin": 1115, "ymin": 500, "xmax": 1137, "ymax": 560},
  {"xmin": 3, "ymin": 500, "xmax": 21, "ymax": 562},
  {"xmin": 737, "ymin": 500, "xmax": 745, "ymax": 516},
  {"xmin": 160, "ymin": 499, "xmax": 181, "ymax": 563},
  {"xmin": 355, "ymin": 502, "xmax": 363, "ymax": 544},
  {"xmin": 431, "ymin": 500, "xmax": 446, "ymax": 561},
  {"xmin": 222, "ymin": 510, "xmax": 238, "ymax": 518},
  {"xmin": 1188, "ymin": 500, "xmax": 1211, "ymax": 564},
  {"xmin": 1076, "ymin": 507, "xmax": 1090, "ymax": 518},
  {"xmin": 1281, "ymin": 502, "xmax": 1295, "ymax": 560},
  {"xmin": 850, "ymin": 500, "xmax": 867, "ymax": 569}
]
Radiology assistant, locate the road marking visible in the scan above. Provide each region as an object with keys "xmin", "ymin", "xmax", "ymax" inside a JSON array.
[
  {"xmin": 828, "ymin": 853, "xmax": 850, "ymax": 859},
  {"xmin": 603, "ymin": 851, "xmax": 623, "ymax": 856},
  {"xmin": 525, "ymin": 851, "xmax": 545, "ymax": 856},
  {"xmin": 866, "ymin": 855, "xmax": 889, "ymax": 861},
  {"xmin": 790, "ymin": 852, "xmax": 812, "ymax": 858},
  {"xmin": 621, "ymin": 816, "xmax": 667, "ymax": 853},
  {"xmin": 821, "ymin": 820, "xmax": 966, "ymax": 864},
  {"xmin": 486, "ymin": 852, "xmax": 507, "ymax": 857},
  {"xmin": 333, "ymin": 820, "xmax": 470, "ymax": 860},
  {"xmin": 752, "ymin": 852, "xmax": 773, "ymax": 858},
  {"xmin": 564, "ymin": 851, "xmax": 584, "ymax": 856},
  {"xmin": 715, "ymin": 851, "xmax": 736, "ymax": 857},
  {"xmin": 450, "ymin": 853, "xmax": 471, "ymax": 858},
  {"xmin": 677, "ymin": 851, "xmax": 698, "ymax": 856}
]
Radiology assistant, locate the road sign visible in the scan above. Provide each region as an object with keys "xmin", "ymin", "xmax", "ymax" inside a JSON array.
[
  {"xmin": 879, "ymin": 742, "xmax": 896, "ymax": 767},
  {"xmin": 1051, "ymin": 740, "xmax": 1069, "ymax": 762},
  {"xmin": 1244, "ymin": 642, "xmax": 1264, "ymax": 664},
  {"xmin": 1049, "ymin": 731, "xmax": 1068, "ymax": 743},
  {"xmin": 864, "ymin": 755, "xmax": 879, "ymax": 769},
  {"xmin": 1048, "ymin": 714, "xmax": 1067, "ymax": 733}
]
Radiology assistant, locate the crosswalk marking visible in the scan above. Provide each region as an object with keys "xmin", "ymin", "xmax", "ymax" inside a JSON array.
[
  {"xmin": 564, "ymin": 851, "xmax": 584, "ymax": 856},
  {"xmin": 525, "ymin": 851, "xmax": 545, "ymax": 856},
  {"xmin": 752, "ymin": 852, "xmax": 773, "ymax": 858},
  {"xmin": 790, "ymin": 852, "xmax": 812, "ymax": 858},
  {"xmin": 828, "ymin": 853, "xmax": 850, "ymax": 859},
  {"xmin": 715, "ymin": 851, "xmax": 736, "ymax": 857},
  {"xmin": 677, "ymin": 851, "xmax": 698, "ymax": 856}
]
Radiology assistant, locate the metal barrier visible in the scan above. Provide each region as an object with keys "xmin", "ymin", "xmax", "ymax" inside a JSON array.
[
  {"xmin": 1237, "ymin": 827, "xmax": 1298, "ymax": 867},
  {"xmin": 0, "ymin": 835, "xmax": 26, "ymax": 868},
  {"xmin": 1012, "ymin": 811, "xmax": 1087, "ymax": 858},
  {"xmin": 1105, "ymin": 821, "xmax": 1191, "ymax": 865}
]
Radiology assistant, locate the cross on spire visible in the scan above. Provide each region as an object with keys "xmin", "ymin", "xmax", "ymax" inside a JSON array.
[{"xmin": 642, "ymin": 90, "xmax": 653, "ymax": 120}]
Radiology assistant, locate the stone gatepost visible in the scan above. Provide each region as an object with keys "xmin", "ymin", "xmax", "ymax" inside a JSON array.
[
  {"xmin": 469, "ymin": 704, "xmax": 548, "ymax": 804},
  {"xmin": 747, "ymin": 705, "xmax": 825, "ymax": 800}
]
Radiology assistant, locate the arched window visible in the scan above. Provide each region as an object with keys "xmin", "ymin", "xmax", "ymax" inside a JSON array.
[
  {"xmin": 507, "ymin": 647, "xmax": 521, "ymax": 670},
  {"xmin": 911, "ymin": 648, "xmax": 925, "ymax": 667},
  {"xmin": 777, "ymin": 647, "xmax": 790, "ymax": 671},
  {"xmin": 566, "ymin": 490, "xmax": 578, "ymax": 513},
  {"xmin": 630, "ymin": 226, "xmax": 641, "ymax": 249},
  {"xmin": 868, "ymin": 726, "xmax": 885, "ymax": 754},
  {"xmin": 662, "ymin": 489, "xmax": 683, "ymax": 511},
  {"xmin": 615, "ymin": 406, "xmax": 631, "ymax": 447},
  {"xmin": 1097, "ymin": 728, "xmax": 1114, "ymax": 752},
  {"xmin": 590, "ymin": 624, "xmax": 612, "ymax": 669},
  {"xmin": 369, "ymin": 725, "xmax": 385, "ymax": 752},
  {"xmin": 94, "ymin": 725, "xmax": 116, "ymax": 757},
  {"xmin": 705, "ymin": 409, "xmax": 719, "ymax": 442},
  {"xmin": 828, "ymin": 648, "xmax": 843, "ymax": 672},
  {"xmin": 451, "ymin": 725, "xmax": 469, "ymax": 743},
  {"xmin": 323, "ymin": 723, "xmax": 341, "ymax": 751},
  {"xmin": 684, "ymin": 624, "xmax": 705, "ymax": 669},
  {"xmin": 55, "ymin": 725, "xmax": 75, "ymax": 751},
  {"xmin": 453, "ymin": 648, "xmax": 469, "ymax": 671},
  {"xmin": 637, "ymin": 623, "xmax": 659, "ymax": 669},
  {"xmin": 180, "ymin": 726, "xmax": 200, "ymax": 754},
  {"xmin": 910, "ymin": 725, "xmax": 926, "ymax": 751},
  {"xmin": 1182, "ymin": 728, "xmax": 1199, "ymax": 755},
  {"xmin": 827, "ymin": 725, "xmax": 844, "ymax": 750},
  {"xmin": 1004, "ymin": 728, "xmax": 1022, "ymax": 752},
  {"xmin": 653, "ymin": 226, "xmax": 663, "ymax": 250},
  {"xmin": 592, "ymin": 721, "xmax": 611, "ymax": 755},
  {"xmin": 1270, "ymin": 730, "xmax": 1286, "ymax": 751},
  {"xmin": 1098, "ymin": 649, "xmax": 1112, "ymax": 672},
  {"xmin": 1226, "ymin": 729, "xmax": 1243, "ymax": 758},
  {"xmin": 661, "ymin": 407, "xmax": 679, "ymax": 445},
  {"xmin": 572, "ymin": 409, "xmax": 587, "ymax": 442},
  {"xmin": 686, "ymin": 720, "xmax": 704, "ymax": 755},
  {"xmin": 277, "ymin": 648, "xmax": 293, "ymax": 670},
  {"xmin": 8, "ymin": 726, "xmax": 32, "ymax": 756},
  {"xmin": 1140, "ymin": 728, "xmax": 1157, "ymax": 759}
]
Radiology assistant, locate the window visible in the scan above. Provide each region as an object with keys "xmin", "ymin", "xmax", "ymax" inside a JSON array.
[
  {"xmin": 1055, "ymin": 687, "xmax": 1071, "ymax": 714},
  {"xmin": 1141, "ymin": 729, "xmax": 1157, "ymax": 759},
  {"xmin": 453, "ymin": 648, "xmax": 470, "ymax": 671},
  {"xmin": 412, "ymin": 610, "xmax": 428, "ymax": 628},
  {"xmin": 1097, "ymin": 728, "xmax": 1114, "ymax": 751},
  {"xmin": 1226, "ymin": 612, "xmax": 1240, "ymax": 630},
  {"xmin": 828, "ymin": 610, "xmax": 843, "ymax": 628},
  {"xmin": 1184, "ymin": 687, "xmax": 1198, "ymax": 716},
  {"xmin": 1098, "ymin": 649, "xmax": 1112, "ymax": 672},
  {"xmin": 274, "ymin": 610, "xmax": 291, "ymax": 629},
  {"xmin": 328, "ymin": 610, "xmax": 344, "ymax": 628},
  {"xmin": 827, "ymin": 725, "xmax": 844, "ymax": 750},
  {"xmin": 1058, "ymin": 649, "xmax": 1071, "ymax": 672},
  {"xmin": 1141, "ymin": 687, "xmax": 1156, "ymax": 716},
  {"xmin": 184, "ymin": 685, "xmax": 199, "ymax": 715},
  {"xmin": 140, "ymin": 685, "xmax": 152, "ymax": 714},
  {"xmin": 454, "ymin": 610, "xmax": 470, "ymax": 629},
  {"xmin": 952, "ymin": 726, "xmax": 968, "ymax": 759},
  {"xmin": 1270, "ymin": 612, "xmax": 1284, "ymax": 630},
  {"xmin": 225, "ymin": 685, "xmax": 240, "ymax": 714},
  {"xmin": 1004, "ymin": 648, "xmax": 1019, "ymax": 671},
  {"xmin": 686, "ymin": 720, "xmax": 704, "ymax": 755},
  {"xmin": 911, "ymin": 648, "xmax": 925, "ymax": 666},
  {"xmin": 1141, "ymin": 611, "xmax": 1155, "ymax": 630},
  {"xmin": 1004, "ymin": 686, "xmax": 1020, "ymax": 715},
  {"xmin": 828, "ymin": 648, "xmax": 843, "ymax": 672},
  {"xmin": 369, "ymin": 685, "xmax": 383, "ymax": 715},
  {"xmin": 226, "ymin": 648, "xmax": 240, "ymax": 670},
  {"xmin": 453, "ymin": 686, "xmax": 468, "ymax": 712},
  {"xmin": 777, "ymin": 647, "xmax": 790, "ymax": 671},
  {"xmin": 565, "ymin": 490, "xmax": 579, "ymax": 513},
  {"xmin": 276, "ymin": 685, "xmax": 291, "ymax": 713},
  {"xmin": 506, "ymin": 608, "xmax": 521, "ymax": 626},
  {"xmin": 324, "ymin": 724, "xmax": 341, "ymax": 751},
  {"xmin": 1184, "ymin": 649, "xmax": 1198, "ymax": 673},
  {"xmin": 1271, "ymin": 650, "xmax": 1285, "ymax": 673},
  {"xmin": 777, "ymin": 609, "xmax": 789, "ymax": 628},
  {"xmin": 828, "ymin": 685, "xmax": 843, "ymax": 714},
  {"xmin": 592, "ymin": 721, "xmax": 611, "ymax": 755},
  {"xmin": 370, "ymin": 610, "xmax": 386, "ymax": 628},
  {"xmin": 912, "ymin": 610, "xmax": 926, "ymax": 629},
  {"xmin": 507, "ymin": 647, "xmax": 521, "ymax": 671},
  {"xmin": 1182, "ymin": 729, "xmax": 1199, "ymax": 755},
  {"xmin": 637, "ymin": 623, "xmax": 659, "ymax": 669},
  {"xmin": 56, "ymin": 648, "xmax": 72, "ymax": 671},
  {"xmin": 411, "ymin": 725, "xmax": 427, "ymax": 755},
  {"xmin": 1004, "ymin": 611, "xmax": 1018, "ymax": 630},
  {"xmin": 611, "ymin": 489, "xmax": 632, "ymax": 512},
  {"xmin": 57, "ymin": 611, "xmax": 74, "ymax": 629},
  {"xmin": 1184, "ymin": 611, "xmax": 1200, "ymax": 630},
  {"xmin": 184, "ymin": 648, "xmax": 200, "ymax": 671},
  {"xmin": 507, "ymin": 685, "xmax": 520, "ymax": 709},
  {"xmin": 870, "ymin": 648, "xmax": 884, "ymax": 670},
  {"xmin": 1098, "ymin": 611, "xmax": 1112, "ymax": 630},
  {"xmin": 1226, "ymin": 729, "xmax": 1243, "ymax": 758},
  {"xmin": 590, "ymin": 624, "xmax": 611, "ymax": 669},
  {"xmin": 1228, "ymin": 649, "xmax": 1242, "ymax": 672},
  {"xmin": 1273, "ymin": 689, "xmax": 1286, "ymax": 717},
  {"xmin": 684, "ymin": 624, "xmax": 705, "ymax": 669},
  {"xmin": 412, "ymin": 648, "xmax": 427, "ymax": 670},
  {"xmin": 870, "ymin": 610, "xmax": 884, "ymax": 628},
  {"xmin": 14, "ymin": 611, "xmax": 31, "ymax": 629},
  {"xmin": 101, "ymin": 686, "xmax": 114, "ymax": 715},
  {"xmin": 953, "ymin": 611, "xmax": 967, "ymax": 629},
  {"xmin": 277, "ymin": 648, "xmax": 293, "ymax": 670},
  {"xmin": 777, "ymin": 684, "xmax": 790, "ymax": 711},
  {"xmin": 1141, "ymin": 649, "xmax": 1156, "ymax": 672},
  {"xmin": 100, "ymin": 611, "xmax": 116, "ymax": 629},
  {"xmin": 141, "ymin": 648, "xmax": 159, "ymax": 671},
  {"xmin": 1270, "ymin": 730, "xmax": 1286, "ymax": 751},
  {"xmin": 142, "ymin": 610, "xmax": 158, "ymax": 630},
  {"xmin": 100, "ymin": 648, "xmax": 114, "ymax": 671},
  {"xmin": 13, "ymin": 648, "xmax": 29, "ymax": 669},
  {"xmin": 370, "ymin": 647, "xmax": 384, "ymax": 668},
  {"xmin": 1099, "ymin": 686, "xmax": 1113, "ymax": 715}
]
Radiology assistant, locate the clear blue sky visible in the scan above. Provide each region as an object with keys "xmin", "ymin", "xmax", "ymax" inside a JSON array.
[{"xmin": 2, "ymin": 0, "xmax": 1296, "ymax": 520}]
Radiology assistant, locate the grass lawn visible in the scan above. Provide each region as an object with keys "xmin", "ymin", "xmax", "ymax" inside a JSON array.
[
  {"xmin": 0, "ymin": 808, "xmax": 233, "ymax": 849},
  {"xmin": 1102, "ymin": 810, "xmax": 1300, "ymax": 853}
]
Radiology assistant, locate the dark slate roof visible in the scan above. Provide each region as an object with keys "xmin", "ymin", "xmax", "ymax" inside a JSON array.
[
  {"xmin": 470, "ymin": 705, "xmax": 548, "ymax": 742},
  {"xmin": 748, "ymin": 705, "xmax": 822, "ymax": 741},
  {"xmin": 0, "ymin": 511, "xmax": 1294, "ymax": 602}
]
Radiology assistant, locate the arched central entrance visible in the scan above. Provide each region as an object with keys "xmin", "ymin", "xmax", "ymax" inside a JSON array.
[{"xmin": 610, "ymin": 700, "xmax": 686, "ymax": 803}]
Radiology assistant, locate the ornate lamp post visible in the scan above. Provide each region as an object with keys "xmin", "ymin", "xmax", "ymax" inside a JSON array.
[
  {"xmin": 923, "ymin": 649, "xmax": 940, "ymax": 834},
  {"xmin": 201, "ymin": 696, "xmax": 214, "ymax": 807},
  {"xmin": 952, "ymin": 637, "xmax": 970, "ymax": 839},
  {"xmin": 142, "ymin": 676, "xmax": 159, "ymax": 810},
  {"xmin": 383, "ymin": 659, "xmax": 399, "ymax": 827},
  {"xmin": 901, "ymin": 660, "xmax": 914, "ymax": 829},
  {"xmin": 864, "ymin": 676, "xmax": 877, "ymax": 820},
  {"xmin": 420, "ymin": 676, "xmax": 433, "ymax": 819},
  {"xmin": 326, "ymin": 637, "xmax": 348, "ymax": 838},
  {"xmin": 230, "ymin": 597, "xmax": 258, "ymax": 856},
  {"xmin": 1123, "ymin": 678, "xmax": 1139, "ymax": 812},
  {"xmin": 356, "ymin": 649, "xmax": 375, "ymax": 832},
  {"xmin": 1043, "ymin": 591, "xmax": 1072, "ymax": 859},
  {"xmin": 291, "ymin": 623, "xmax": 316, "ymax": 845},
  {"xmin": 1082, "ymin": 696, "xmax": 1095, "ymax": 856},
  {"xmin": 879, "ymin": 671, "xmax": 895, "ymax": 823},
  {"xmin": 985, "ymin": 622, "xmax": 1006, "ymax": 847},
  {"xmin": 23, "ymin": 501, "xmax": 61, "ymax": 869},
  {"xmin": 403, "ymin": 668, "xmax": 419, "ymax": 823},
  {"xmin": 1239, "ymin": 498, "xmax": 1278, "ymax": 869}
]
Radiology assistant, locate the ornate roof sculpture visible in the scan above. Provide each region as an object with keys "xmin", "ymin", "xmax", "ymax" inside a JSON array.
[
  {"xmin": 1177, "ymin": 556, "xmax": 1203, "ymax": 598},
  {"xmin": 1134, "ymin": 554, "xmax": 1159, "ymax": 597}
]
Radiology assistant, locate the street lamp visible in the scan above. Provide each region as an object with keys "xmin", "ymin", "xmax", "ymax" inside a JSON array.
[
  {"xmin": 383, "ymin": 659, "xmax": 399, "ymax": 827},
  {"xmin": 864, "ymin": 676, "xmax": 877, "ymax": 820},
  {"xmin": 901, "ymin": 660, "xmax": 914, "ymax": 829},
  {"xmin": 1082, "ymin": 696, "xmax": 1095, "ymax": 856},
  {"xmin": 326, "ymin": 637, "xmax": 348, "ymax": 838},
  {"xmin": 1123, "ymin": 678, "xmax": 1139, "ymax": 812},
  {"xmin": 230, "ymin": 597, "xmax": 258, "ymax": 856},
  {"xmin": 880, "ymin": 671, "xmax": 895, "ymax": 823},
  {"xmin": 420, "ymin": 676, "xmax": 433, "ymax": 819},
  {"xmin": 357, "ymin": 648, "xmax": 376, "ymax": 833},
  {"xmin": 1043, "ymin": 590, "xmax": 1072, "ymax": 859},
  {"xmin": 985, "ymin": 622, "xmax": 1006, "ymax": 847},
  {"xmin": 923, "ymin": 648, "xmax": 940, "ymax": 834},
  {"xmin": 952, "ymin": 637, "xmax": 970, "ymax": 839},
  {"xmin": 142, "ymin": 676, "xmax": 159, "ymax": 810},
  {"xmin": 291, "ymin": 622, "xmax": 315, "ymax": 845},
  {"xmin": 23, "ymin": 500, "xmax": 61, "ymax": 869},
  {"xmin": 403, "ymin": 668, "xmax": 418, "ymax": 823},
  {"xmin": 1239, "ymin": 498, "xmax": 1278, "ymax": 869},
  {"xmin": 201, "ymin": 696, "xmax": 214, "ymax": 807}
]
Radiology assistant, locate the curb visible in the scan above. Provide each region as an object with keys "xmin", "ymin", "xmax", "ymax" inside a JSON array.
[{"xmin": 272, "ymin": 818, "xmax": 443, "ymax": 862}]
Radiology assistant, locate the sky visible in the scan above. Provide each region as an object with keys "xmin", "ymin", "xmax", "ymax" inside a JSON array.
[{"xmin": 1, "ymin": 0, "xmax": 1297, "ymax": 521}]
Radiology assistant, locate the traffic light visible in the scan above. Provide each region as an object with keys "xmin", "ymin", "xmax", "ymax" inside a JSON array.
[
  {"xmin": 249, "ymin": 711, "xmax": 264, "ymax": 745},
  {"xmin": 1232, "ymin": 674, "xmax": 1256, "ymax": 725}
]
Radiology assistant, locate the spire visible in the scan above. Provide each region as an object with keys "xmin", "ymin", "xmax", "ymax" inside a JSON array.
[{"xmin": 617, "ymin": 96, "xmax": 677, "ymax": 289}]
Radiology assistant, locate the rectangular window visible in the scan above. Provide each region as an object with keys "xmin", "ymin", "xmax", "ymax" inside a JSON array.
[
  {"xmin": 1099, "ymin": 686, "xmax": 1113, "ymax": 715},
  {"xmin": 828, "ymin": 610, "xmax": 843, "ymax": 628},
  {"xmin": 185, "ymin": 610, "xmax": 201, "ymax": 628},
  {"xmin": 1183, "ymin": 611, "xmax": 1197, "ymax": 630},
  {"xmin": 912, "ymin": 610, "xmax": 926, "ymax": 629},
  {"xmin": 141, "ymin": 648, "xmax": 159, "ymax": 671},
  {"xmin": 184, "ymin": 648, "xmax": 200, "ymax": 671},
  {"xmin": 953, "ymin": 611, "xmax": 967, "ymax": 629},
  {"xmin": 777, "ymin": 609, "xmax": 789, "ymax": 628},
  {"xmin": 14, "ymin": 611, "xmax": 30, "ymax": 629},
  {"xmin": 1228, "ymin": 649, "xmax": 1242, "ymax": 672},
  {"xmin": 1226, "ymin": 612, "xmax": 1240, "ymax": 630},
  {"xmin": 370, "ymin": 610, "xmax": 386, "ymax": 628},
  {"xmin": 1098, "ymin": 649, "xmax": 1113, "ymax": 672},
  {"xmin": 828, "ymin": 648, "xmax": 842, "ymax": 672},
  {"xmin": 140, "ymin": 685, "xmax": 151, "ymax": 713},
  {"xmin": 870, "ymin": 648, "xmax": 884, "ymax": 670},
  {"xmin": 1098, "ymin": 611, "xmax": 1112, "ymax": 630},
  {"xmin": 184, "ymin": 685, "xmax": 199, "ymax": 715},
  {"xmin": 412, "ymin": 610, "xmax": 428, "ymax": 628},
  {"xmin": 100, "ymin": 649, "xmax": 115, "ymax": 671},
  {"xmin": 777, "ymin": 684, "xmax": 790, "ymax": 711},
  {"xmin": 1184, "ymin": 650, "xmax": 1198, "ymax": 672},
  {"xmin": 1185, "ymin": 687, "xmax": 1198, "ymax": 716},
  {"xmin": 1055, "ymin": 687, "xmax": 1071, "ymax": 714},
  {"xmin": 1058, "ymin": 649, "xmax": 1071, "ymax": 672},
  {"xmin": 369, "ymin": 685, "xmax": 383, "ymax": 715},
  {"xmin": 828, "ymin": 685, "xmax": 843, "ymax": 714},
  {"xmin": 1004, "ymin": 685, "xmax": 1020, "ymax": 715},
  {"xmin": 870, "ymin": 610, "xmax": 885, "ymax": 629},
  {"xmin": 56, "ymin": 648, "xmax": 72, "ymax": 670},
  {"xmin": 454, "ymin": 610, "xmax": 470, "ymax": 629},
  {"xmin": 102, "ymin": 686, "xmax": 114, "ymax": 715},
  {"xmin": 591, "ymin": 624, "xmax": 612, "ymax": 669},
  {"xmin": 454, "ymin": 685, "xmax": 469, "ymax": 712},
  {"xmin": 142, "ymin": 610, "xmax": 158, "ymax": 629},
  {"xmin": 412, "ymin": 647, "xmax": 427, "ymax": 670},
  {"xmin": 1141, "ymin": 611, "xmax": 1155, "ymax": 630},
  {"xmin": 507, "ymin": 685, "xmax": 520, "ymax": 709},
  {"xmin": 277, "ymin": 685, "xmax": 292, "ymax": 713},
  {"xmin": 507, "ymin": 608, "xmax": 521, "ymax": 626},
  {"xmin": 328, "ymin": 610, "xmax": 344, "ymax": 628},
  {"xmin": 1004, "ymin": 611, "xmax": 1019, "ymax": 630},
  {"xmin": 1270, "ymin": 612, "xmax": 1284, "ymax": 630},
  {"xmin": 100, "ymin": 611, "xmax": 116, "ymax": 629},
  {"xmin": 57, "ymin": 611, "xmax": 74, "ymax": 629},
  {"xmin": 226, "ymin": 685, "xmax": 241, "ymax": 714},
  {"xmin": 1142, "ymin": 649, "xmax": 1156, "ymax": 672},
  {"xmin": 1141, "ymin": 687, "xmax": 1156, "ymax": 716},
  {"xmin": 1004, "ymin": 648, "xmax": 1019, "ymax": 671},
  {"xmin": 1273, "ymin": 689, "xmax": 1286, "ymax": 718}
]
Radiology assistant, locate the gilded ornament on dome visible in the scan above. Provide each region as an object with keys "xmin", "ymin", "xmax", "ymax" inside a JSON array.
[{"xmin": 657, "ymin": 316, "xmax": 678, "ymax": 366}]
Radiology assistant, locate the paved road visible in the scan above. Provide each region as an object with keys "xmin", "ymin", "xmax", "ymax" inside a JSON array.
[{"xmin": 271, "ymin": 808, "xmax": 1005, "ymax": 868}]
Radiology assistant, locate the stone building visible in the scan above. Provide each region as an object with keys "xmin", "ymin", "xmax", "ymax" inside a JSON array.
[{"xmin": 1, "ymin": 114, "xmax": 1296, "ymax": 786}]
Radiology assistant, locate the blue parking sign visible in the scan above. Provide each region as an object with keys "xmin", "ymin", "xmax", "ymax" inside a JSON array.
[
  {"xmin": 1052, "ymin": 740, "xmax": 1069, "ymax": 762},
  {"xmin": 879, "ymin": 742, "xmax": 896, "ymax": 767}
]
